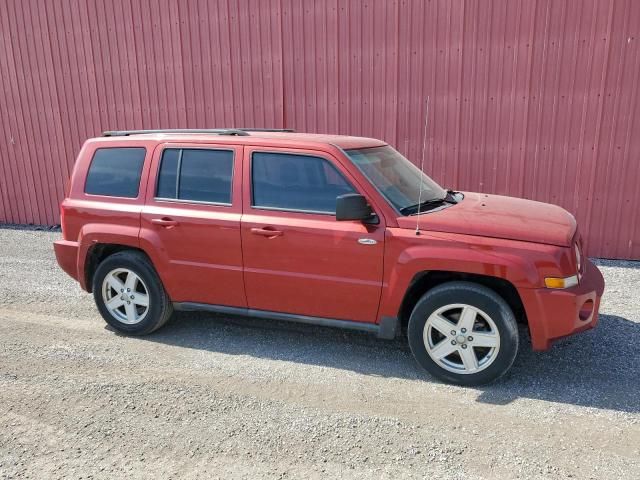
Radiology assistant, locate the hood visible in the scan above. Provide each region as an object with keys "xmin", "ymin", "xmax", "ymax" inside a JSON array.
[{"xmin": 396, "ymin": 192, "xmax": 576, "ymax": 247}]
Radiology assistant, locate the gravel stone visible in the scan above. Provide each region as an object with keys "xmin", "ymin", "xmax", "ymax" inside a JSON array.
[{"xmin": 0, "ymin": 228, "xmax": 638, "ymax": 479}]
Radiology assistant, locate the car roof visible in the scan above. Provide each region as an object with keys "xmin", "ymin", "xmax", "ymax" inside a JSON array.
[{"xmin": 90, "ymin": 131, "xmax": 387, "ymax": 150}]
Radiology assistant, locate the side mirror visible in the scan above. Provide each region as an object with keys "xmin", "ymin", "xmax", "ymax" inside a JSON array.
[{"xmin": 336, "ymin": 193, "xmax": 374, "ymax": 221}]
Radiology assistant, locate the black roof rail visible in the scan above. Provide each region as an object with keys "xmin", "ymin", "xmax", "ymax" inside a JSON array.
[
  {"xmin": 236, "ymin": 128, "xmax": 295, "ymax": 132},
  {"xmin": 102, "ymin": 129, "xmax": 251, "ymax": 137},
  {"xmin": 102, "ymin": 128, "xmax": 295, "ymax": 137}
]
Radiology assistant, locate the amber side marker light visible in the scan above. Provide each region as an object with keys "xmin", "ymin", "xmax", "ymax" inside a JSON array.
[{"xmin": 544, "ymin": 275, "xmax": 579, "ymax": 289}]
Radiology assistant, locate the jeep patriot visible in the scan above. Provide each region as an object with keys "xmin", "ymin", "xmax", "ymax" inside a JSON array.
[{"xmin": 54, "ymin": 128, "xmax": 605, "ymax": 385}]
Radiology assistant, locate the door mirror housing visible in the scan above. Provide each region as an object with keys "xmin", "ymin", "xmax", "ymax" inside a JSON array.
[{"xmin": 336, "ymin": 194, "xmax": 375, "ymax": 222}]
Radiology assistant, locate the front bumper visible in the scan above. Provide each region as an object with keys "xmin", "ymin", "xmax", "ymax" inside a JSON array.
[{"xmin": 520, "ymin": 259, "xmax": 605, "ymax": 351}]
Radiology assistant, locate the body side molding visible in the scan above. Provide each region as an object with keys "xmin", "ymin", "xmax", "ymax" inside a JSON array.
[{"xmin": 173, "ymin": 302, "xmax": 399, "ymax": 339}]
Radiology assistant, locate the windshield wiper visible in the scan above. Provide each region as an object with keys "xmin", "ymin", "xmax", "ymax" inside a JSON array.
[
  {"xmin": 400, "ymin": 197, "xmax": 448, "ymax": 215},
  {"xmin": 400, "ymin": 190, "xmax": 459, "ymax": 215}
]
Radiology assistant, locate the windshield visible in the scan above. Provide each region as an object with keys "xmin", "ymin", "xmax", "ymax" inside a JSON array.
[{"xmin": 345, "ymin": 145, "xmax": 446, "ymax": 214}]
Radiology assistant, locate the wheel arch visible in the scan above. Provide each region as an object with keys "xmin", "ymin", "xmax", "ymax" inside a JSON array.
[
  {"xmin": 398, "ymin": 270, "xmax": 526, "ymax": 333},
  {"xmin": 84, "ymin": 243, "xmax": 152, "ymax": 293}
]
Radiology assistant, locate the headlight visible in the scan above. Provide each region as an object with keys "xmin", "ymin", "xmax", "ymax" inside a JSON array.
[
  {"xmin": 544, "ymin": 275, "xmax": 579, "ymax": 289},
  {"xmin": 544, "ymin": 242, "xmax": 582, "ymax": 289}
]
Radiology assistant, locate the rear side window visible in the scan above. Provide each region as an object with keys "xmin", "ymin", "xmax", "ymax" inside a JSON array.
[
  {"xmin": 252, "ymin": 152, "xmax": 355, "ymax": 213},
  {"xmin": 85, "ymin": 147, "xmax": 146, "ymax": 198},
  {"xmin": 156, "ymin": 148, "xmax": 233, "ymax": 204}
]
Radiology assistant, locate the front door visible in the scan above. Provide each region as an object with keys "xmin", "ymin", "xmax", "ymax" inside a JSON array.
[
  {"xmin": 240, "ymin": 147, "xmax": 384, "ymax": 323},
  {"xmin": 140, "ymin": 143, "xmax": 246, "ymax": 307}
]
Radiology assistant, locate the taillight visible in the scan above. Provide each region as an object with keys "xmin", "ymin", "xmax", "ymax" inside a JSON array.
[{"xmin": 60, "ymin": 204, "xmax": 66, "ymax": 239}]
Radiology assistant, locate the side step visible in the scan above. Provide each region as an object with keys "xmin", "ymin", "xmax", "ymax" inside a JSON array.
[{"xmin": 173, "ymin": 302, "xmax": 399, "ymax": 340}]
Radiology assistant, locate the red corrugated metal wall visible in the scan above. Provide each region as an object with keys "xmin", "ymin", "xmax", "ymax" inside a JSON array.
[{"xmin": 0, "ymin": 0, "xmax": 639, "ymax": 259}]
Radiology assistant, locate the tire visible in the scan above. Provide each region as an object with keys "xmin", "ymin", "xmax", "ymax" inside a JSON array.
[
  {"xmin": 407, "ymin": 281, "xmax": 518, "ymax": 386},
  {"xmin": 92, "ymin": 250, "xmax": 173, "ymax": 335}
]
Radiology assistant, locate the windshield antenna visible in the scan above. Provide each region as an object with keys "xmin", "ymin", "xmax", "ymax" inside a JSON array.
[{"xmin": 415, "ymin": 96, "xmax": 430, "ymax": 235}]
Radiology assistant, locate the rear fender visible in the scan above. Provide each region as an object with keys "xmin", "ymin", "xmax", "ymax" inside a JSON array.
[
  {"xmin": 77, "ymin": 224, "xmax": 141, "ymax": 290},
  {"xmin": 137, "ymin": 225, "xmax": 176, "ymax": 298}
]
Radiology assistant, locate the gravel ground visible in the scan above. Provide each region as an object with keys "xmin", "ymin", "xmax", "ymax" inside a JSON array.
[{"xmin": 0, "ymin": 227, "xmax": 639, "ymax": 479}]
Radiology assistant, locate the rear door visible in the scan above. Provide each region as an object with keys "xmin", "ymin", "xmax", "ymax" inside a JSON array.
[
  {"xmin": 240, "ymin": 146, "xmax": 385, "ymax": 323},
  {"xmin": 140, "ymin": 142, "xmax": 246, "ymax": 307}
]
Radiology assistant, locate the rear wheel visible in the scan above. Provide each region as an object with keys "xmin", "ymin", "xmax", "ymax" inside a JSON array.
[
  {"xmin": 92, "ymin": 251, "xmax": 172, "ymax": 335},
  {"xmin": 407, "ymin": 281, "xmax": 519, "ymax": 386}
]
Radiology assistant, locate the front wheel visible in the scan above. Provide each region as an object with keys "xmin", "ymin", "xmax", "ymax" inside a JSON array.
[{"xmin": 407, "ymin": 281, "xmax": 519, "ymax": 386}]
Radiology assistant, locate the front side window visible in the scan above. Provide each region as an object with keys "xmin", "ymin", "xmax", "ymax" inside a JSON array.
[
  {"xmin": 345, "ymin": 145, "xmax": 446, "ymax": 214},
  {"xmin": 156, "ymin": 148, "xmax": 233, "ymax": 204},
  {"xmin": 85, "ymin": 147, "xmax": 146, "ymax": 198},
  {"xmin": 252, "ymin": 152, "xmax": 355, "ymax": 213}
]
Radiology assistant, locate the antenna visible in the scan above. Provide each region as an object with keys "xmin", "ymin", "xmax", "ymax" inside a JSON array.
[{"xmin": 415, "ymin": 96, "xmax": 430, "ymax": 235}]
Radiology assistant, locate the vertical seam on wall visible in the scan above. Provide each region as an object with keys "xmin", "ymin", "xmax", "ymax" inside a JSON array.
[
  {"xmin": 453, "ymin": 0, "xmax": 465, "ymax": 186},
  {"xmin": 519, "ymin": 0, "xmax": 538, "ymax": 198},
  {"xmin": 6, "ymin": 1, "xmax": 41, "ymax": 223},
  {"xmin": 583, "ymin": 0, "xmax": 615, "ymax": 239},
  {"xmin": 491, "ymin": 0, "xmax": 507, "ymax": 193},
  {"xmin": 545, "ymin": 1, "xmax": 569, "ymax": 205},
  {"xmin": 280, "ymin": 0, "xmax": 289, "ymax": 129},
  {"xmin": 593, "ymin": 0, "xmax": 630, "ymax": 256},
  {"xmin": 611, "ymin": 2, "xmax": 640, "ymax": 258},
  {"xmin": 480, "ymin": 0, "xmax": 494, "ymax": 193},
  {"xmin": 393, "ymin": 0, "xmax": 400, "ymax": 146},
  {"xmin": 529, "ymin": 0, "xmax": 552, "ymax": 201},
  {"xmin": 30, "ymin": 4, "xmax": 59, "ymax": 222},
  {"xmin": 572, "ymin": 1, "xmax": 599, "ymax": 216},
  {"xmin": 17, "ymin": 0, "xmax": 50, "ymax": 223},
  {"xmin": 279, "ymin": 0, "xmax": 286, "ymax": 128},
  {"xmin": 621, "ymin": 41, "xmax": 640, "ymax": 258},
  {"xmin": 127, "ymin": 0, "xmax": 144, "ymax": 128},
  {"xmin": 503, "ymin": 0, "xmax": 521, "ymax": 194}
]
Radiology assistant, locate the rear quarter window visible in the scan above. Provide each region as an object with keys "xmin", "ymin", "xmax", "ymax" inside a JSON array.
[{"xmin": 84, "ymin": 147, "xmax": 146, "ymax": 198}]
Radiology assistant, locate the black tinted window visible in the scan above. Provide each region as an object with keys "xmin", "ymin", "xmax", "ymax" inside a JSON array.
[
  {"xmin": 156, "ymin": 148, "xmax": 233, "ymax": 204},
  {"xmin": 156, "ymin": 149, "xmax": 179, "ymax": 198},
  {"xmin": 252, "ymin": 152, "xmax": 354, "ymax": 213},
  {"xmin": 85, "ymin": 147, "xmax": 146, "ymax": 197}
]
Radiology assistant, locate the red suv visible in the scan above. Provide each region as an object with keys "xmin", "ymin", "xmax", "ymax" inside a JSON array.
[{"xmin": 54, "ymin": 129, "xmax": 605, "ymax": 385}]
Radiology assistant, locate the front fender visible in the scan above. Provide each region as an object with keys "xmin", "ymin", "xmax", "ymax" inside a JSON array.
[
  {"xmin": 400, "ymin": 243, "xmax": 536, "ymax": 282},
  {"xmin": 378, "ymin": 229, "xmax": 546, "ymax": 320}
]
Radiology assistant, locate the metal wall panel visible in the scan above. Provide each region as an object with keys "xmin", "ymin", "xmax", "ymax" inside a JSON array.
[{"xmin": 0, "ymin": 0, "xmax": 638, "ymax": 259}]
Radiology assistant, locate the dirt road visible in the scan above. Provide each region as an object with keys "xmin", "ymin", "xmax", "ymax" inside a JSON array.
[{"xmin": 1, "ymin": 227, "xmax": 639, "ymax": 479}]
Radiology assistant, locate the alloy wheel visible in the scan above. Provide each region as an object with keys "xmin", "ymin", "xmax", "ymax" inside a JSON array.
[
  {"xmin": 101, "ymin": 268, "xmax": 150, "ymax": 325},
  {"xmin": 423, "ymin": 303, "xmax": 501, "ymax": 375}
]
